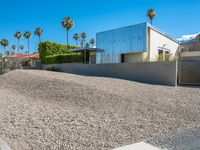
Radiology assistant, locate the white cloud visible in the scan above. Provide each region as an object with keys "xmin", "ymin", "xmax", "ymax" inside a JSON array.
[{"xmin": 177, "ymin": 33, "xmax": 200, "ymax": 43}]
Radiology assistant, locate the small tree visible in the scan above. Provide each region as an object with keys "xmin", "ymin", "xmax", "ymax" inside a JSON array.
[
  {"xmin": 20, "ymin": 45, "xmax": 24, "ymax": 54},
  {"xmin": 86, "ymin": 43, "xmax": 90, "ymax": 48},
  {"xmin": 90, "ymin": 38, "xmax": 95, "ymax": 48},
  {"xmin": 11, "ymin": 45, "xmax": 16, "ymax": 51},
  {"xmin": 157, "ymin": 53, "xmax": 172, "ymax": 61}
]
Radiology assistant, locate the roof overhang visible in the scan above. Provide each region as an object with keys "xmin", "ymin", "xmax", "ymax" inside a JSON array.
[
  {"xmin": 147, "ymin": 23, "xmax": 180, "ymax": 44},
  {"xmin": 70, "ymin": 47, "xmax": 104, "ymax": 53}
]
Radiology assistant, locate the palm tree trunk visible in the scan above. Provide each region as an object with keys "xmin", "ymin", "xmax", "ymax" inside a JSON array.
[
  {"xmin": 18, "ymin": 39, "xmax": 20, "ymax": 53},
  {"xmin": 28, "ymin": 39, "xmax": 30, "ymax": 54},
  {"xmin": 76, "ymin": 40, "xmax": 78, "ymax": 46},
  {"xmin": 39, "ymin": 35, "xmax": 41, "ymax": 43},
  {"xmin": 4, "ymin": 47, "xmax": 6, "ymax": 56},
  {"xmin": 83, "ymin": 39, "xmax": 85, "ymax": 47},
  {"xmin": 151, "ymin": 19, "xmax": 153, "ymax": 25},
  {"xmin": 67, "ymin": 30, "xmax": 69, "ymax": 45}
]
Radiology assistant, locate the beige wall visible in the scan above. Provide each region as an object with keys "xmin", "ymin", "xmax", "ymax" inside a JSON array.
[
  {"xmin": 43, "ymin": 61, "xmax": 178, "ymax": 86},
  {"xmin": 124, "ymin": 52, "xmax": 148, "ymax": 63},
  {"xmin": 149, "ymin": 28, "xmax": 180, "ymax": 61}
]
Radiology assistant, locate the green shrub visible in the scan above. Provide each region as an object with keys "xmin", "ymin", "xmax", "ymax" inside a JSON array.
[
  {"xmin": 45, "ymin": 53, "xmax": 83, "ymax": 64},
  {"xmin": 156, "ymin": 53, "xmax": 173, "ymax": 61},
  {"xmin": 38, "ymin": 41, "xmax": 81, "ymax": 64}
]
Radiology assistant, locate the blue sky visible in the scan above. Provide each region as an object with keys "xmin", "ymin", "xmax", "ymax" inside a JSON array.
[{"xmin": 0, "ymin": 0, "xmax": 199, "ymax": 53}]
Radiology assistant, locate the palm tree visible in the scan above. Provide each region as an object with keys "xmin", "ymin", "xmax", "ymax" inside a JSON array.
[
  {"xmin": 0, "ymin": 39, "xmax": 9, "ymax": 54},
  {"xmin": 11, "ymin": 45, "xmax": 16, "ymax": 51},
  {"xmin": 196, "ymin": 34, "xmax": 200, "ymax": 42},
  {"xmin": 73, "ymin": 33, "xmax": 80, "ymax": 46},
  {"xmin": 62, "ymin": 17, "xmax": 74, "ymax": 45},
  {"xmin": 14, "ymin": 31, "xmax": 22, "ymax": 52},
  {"xmin": 147, "ymin": 9, "xmax": 157, "ymax": 25},
  {"xmin": 5, "ymin": 51, "xmax": 10, "ymax": 56},
  {"xmin": 90, "ymin": 38, "xmax": 95, "ymax": 48},
  {"xmin": 24, "ymin": 31, "xmax": 31, "ymax": 53},
  {"xmin": 20, "ymin": 45, "xmax": 24, "ymax": 54},
  {"xmin": 81, "ymin": 32, "xmax": 87, "ymax": 47},
  {"xmin": 85, "ymin": 43, "xmax": 90, "ymax": 48},
  {"xmin": 34, "ymin": 27, "xmax": 43, "ymax": 42}
]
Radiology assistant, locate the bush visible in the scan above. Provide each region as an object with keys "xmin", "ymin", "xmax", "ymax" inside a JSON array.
[
  {"xmin": 38, "ymin": 41, "xmax": 81, "ymax": 64},
  {"xmin": 45, "ymin": 53, "xmax": 83, "ymax": 64},
  {"xmin": 157, "ymin": 53, "xmax": 173, "ymax": 61}
]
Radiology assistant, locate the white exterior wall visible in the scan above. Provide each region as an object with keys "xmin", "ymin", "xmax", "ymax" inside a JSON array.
[{"xmin": 149, "ymin": 28, "xmax": 180, "ymax": 61}]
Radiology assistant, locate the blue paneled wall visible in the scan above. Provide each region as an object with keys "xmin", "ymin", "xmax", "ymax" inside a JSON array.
[{"xmin": 96, "ymin": 23, "xmax": 147, "ymax": 64}]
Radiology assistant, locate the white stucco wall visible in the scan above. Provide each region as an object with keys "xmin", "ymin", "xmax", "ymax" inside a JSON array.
[{"xmin": 149, "ymin": 28, "xmax": 180, "ymax": 61}]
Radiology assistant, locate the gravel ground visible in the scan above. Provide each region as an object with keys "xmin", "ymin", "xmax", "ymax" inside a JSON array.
[{"xmin": 0, "ymin": 70, "xmax": 200, "ymax": 150}]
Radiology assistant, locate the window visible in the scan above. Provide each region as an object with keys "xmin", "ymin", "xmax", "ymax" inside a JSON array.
[
  {"xmin": 158, "ymin": 49, "xmax": 171, "ymax": 61},
  {"xmin": 158, "ymin": 49, "xmax": 164, "ymax": 55}
]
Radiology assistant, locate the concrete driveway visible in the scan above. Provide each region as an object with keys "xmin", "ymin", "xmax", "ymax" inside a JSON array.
[{"xmin": 114, "ymin": 128, "xmax": 200, "ymax": 150}]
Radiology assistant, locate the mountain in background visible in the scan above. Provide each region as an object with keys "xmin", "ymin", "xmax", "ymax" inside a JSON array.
[{"xmin": 177, "ymin": 33, "xmax": 200, "ymax": 43}]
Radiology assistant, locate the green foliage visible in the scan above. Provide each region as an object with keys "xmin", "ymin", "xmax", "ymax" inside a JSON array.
[
  {"xmin": 147, "ymin": 9, "xmax": 156, "ymax": 24},
  {"xmin": 45, "ymin": 53, "xmax": 83, "ymax": 64},
  {"xmin": 0, "ymin": 39, "xmax": 9, "ymax": 47},
  {"xmin": 38, "ymin": 41, "xmax": 81, "ymax": 64},
  {"xmin": 14, "ymin": 32, "xmax": 22, "ymax": 39},
  {"xmin": 157, "ymin": 53, "xmax": 173, "ymax": 61},
  {"xmin": 24, "ymin": 31, "xmax": 32, "ymax": 39}
]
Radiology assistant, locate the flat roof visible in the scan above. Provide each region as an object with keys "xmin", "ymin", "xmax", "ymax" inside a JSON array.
[
  {"xmin": 70, "ymin": 47, "xmax": 104, "ymax": 52},
  {"xmin": 97, "ymin": 22, "xmax": 179, "ymax": 44}
]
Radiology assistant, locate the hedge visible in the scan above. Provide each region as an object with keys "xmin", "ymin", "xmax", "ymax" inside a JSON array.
[
  {"xmin": 38, "ymin": 41, "xmax": 81, "ymax": 64},
  {"xmin": 45, "ymin": 53, "xmax": 83, "ymax": 64}
]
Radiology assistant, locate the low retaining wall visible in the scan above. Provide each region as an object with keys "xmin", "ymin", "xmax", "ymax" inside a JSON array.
[{"xmin": 43, "ymin": 61, "xmax": 178, "ymax": 86}]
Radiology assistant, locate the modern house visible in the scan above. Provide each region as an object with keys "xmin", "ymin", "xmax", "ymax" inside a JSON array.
[{"xmin": 96, "ymin": 22, "xmax": 180, "ymax": 64}]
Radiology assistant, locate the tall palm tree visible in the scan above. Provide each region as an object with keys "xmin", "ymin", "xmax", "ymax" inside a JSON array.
[
  {"xmin": 62, "ymin": 17, "xmax": 74, "ymax": 45},
  {"xmin": 34, "ymin": 27, "xmax": 43, "ymax": 42},
  {"xmin": 73, "ymin": 33, "xmax": 80, "ymax": 46},
  {"xmin": 81, "ymin": 32, "xmax": 87, "ymax": 47},
  {"xmin": 24, "ymin": 31, "xmax": 31, "ymax": 53},
  {"xmin": 196, "ymin": 34, "xmax": 200, "ymax": 42},
  {"xmin": 0, "ymin": 39, "xmax": 9, "ymax": 54},
  {"xmin": 147, "ymin": 9, "xmax": 157, "ymax": 25},
  {"xmin": 20, "ymin": 45, "xmax": 24, "ymax": 54},
  {"xmin": 90, "ymin": 38, "xmax": 96, "ymax": 48},
  {"xmin": 14, "ymin": 31, "xmax": 22, "ymax": 52}
]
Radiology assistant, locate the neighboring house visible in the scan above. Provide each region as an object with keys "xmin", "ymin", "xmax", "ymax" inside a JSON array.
[
  {"xmin": 96, "ymin": 22, "xmax": 180, "ymax": 64},
  {"xmin": 9, "ymin": 53, "xmax": 41, "ymax": 68},
  {"xmin": 180, "ymin": 41, "xmax": 200, "ymax": 61}
]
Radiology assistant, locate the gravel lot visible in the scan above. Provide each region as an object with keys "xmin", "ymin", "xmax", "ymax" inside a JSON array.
[{"xmin": 0, "ymin": 70, "xmax": 200, "ymax": 150}]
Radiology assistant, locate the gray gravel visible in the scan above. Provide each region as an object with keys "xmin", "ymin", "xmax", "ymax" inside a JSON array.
[{"xmin": 0, "ymin": 70, "xmax": 200, "ymax": 150}]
